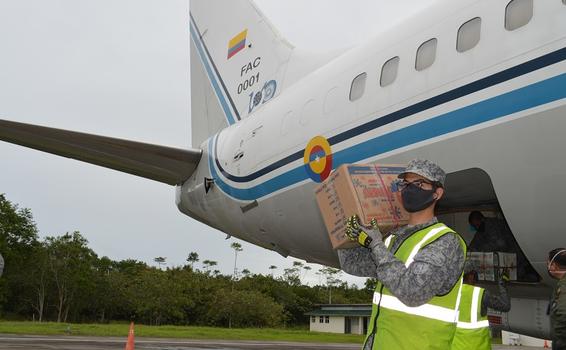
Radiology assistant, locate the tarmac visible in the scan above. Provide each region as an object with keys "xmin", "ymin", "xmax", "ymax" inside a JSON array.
[{"xmin": 0, "ymin": 334, "xmax": 547, "ymax": 349}]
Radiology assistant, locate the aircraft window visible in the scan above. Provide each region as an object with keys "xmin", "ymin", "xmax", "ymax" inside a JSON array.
[
  {"xmin": 505, "ymin": 0, "xmax": 533, "ymax": 30},
  {"xmin": 349, "ymin": 72, "xmax": 367, "ymax": 101},
  {"xmin": 457, "ymin": 17, "xmax": 481, "ymax": 53},
  {"xmin": 415, "ymin": 38, "xmax": 437, "ymax": 71},
  {"xmin": 380, "ymin": 56, "xmax": 400, "ymax": 87}
]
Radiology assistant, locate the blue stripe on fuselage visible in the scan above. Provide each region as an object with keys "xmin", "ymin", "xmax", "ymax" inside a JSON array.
[{"xmin": 209, "ymin": 73, "xmax": 566, "ymax": 201}]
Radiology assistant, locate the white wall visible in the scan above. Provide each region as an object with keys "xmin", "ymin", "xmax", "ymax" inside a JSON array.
[
  {"xmin": 310, "ymin": 316, "xmax": 366, "ymax": 334},
  {"xmin": 310, "ymin": 316, "xmax": 345, "ymax": 333}
]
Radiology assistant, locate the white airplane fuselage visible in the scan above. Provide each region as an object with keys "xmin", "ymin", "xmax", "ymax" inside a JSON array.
[{"xmin": 179, "ymin": 0, "xmax": 566, "ymax": 314}]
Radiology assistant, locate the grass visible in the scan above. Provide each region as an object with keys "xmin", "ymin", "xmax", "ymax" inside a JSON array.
[{"xmin": 0, "ymin": 321, "xmax": 364, "ymax": 343}]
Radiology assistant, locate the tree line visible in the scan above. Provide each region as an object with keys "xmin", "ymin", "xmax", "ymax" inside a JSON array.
[{"xmin": 0, "ymin": 194, "xmax": 373, "ymax": 327}]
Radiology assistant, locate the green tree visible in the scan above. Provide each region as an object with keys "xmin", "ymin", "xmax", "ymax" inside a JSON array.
[
  {"xmin": 202, "ymin": 259, "xmax": 217, "ymax": 273},
  {"xmin": 292, "ymin": 261, "xmax": 304, "ymax": 268},
  {"xmin": 186, "ymin": 252, "xmax": 199, "ymax": 270},
  {"xmin": 28, "ymin": 242, "xmax": 50, "ymax": 322},
  {"xmin": 45, "ymin": 232, "xmax": 98, "ymax": 322},
  {"xmin": 115, "ymin": 259, "xmax": 147, "ymax": 274},
  {"xmin": 268, "ymin": 265, "xmax": 277, "ymax": 277},
  {"xmin": 207, "ymin": 289, "xmax": 284, "ymax": 328},
  {"xmin": 153, "ymin": 257, "xmax": 167, "ymax": 270},
  {"xmin": 0, "ymin": 194, "xmax": 39, "ymax": 316},
  {"xmin": 302, "ymin": 265, "xmax": 312, "ymax": 284},
  {"xmin": 230, "ymin": 242, "xmax": 243, "ymax": 279},
  {"xmin": 127, "ymin": 268, "xmax": 185, "ymax": 325},
  {"xmin": 318, "ymin": 267, "xmax": 342, "ymax": 304},
  {"xmin": 283, "ymin": 266, "xmax": 301, "ymax": 286}
]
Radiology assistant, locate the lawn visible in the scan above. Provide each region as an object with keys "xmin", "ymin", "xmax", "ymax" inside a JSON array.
[{"xmin": 0, "ymin": 321, "xmax": 364, "ymax": 343}]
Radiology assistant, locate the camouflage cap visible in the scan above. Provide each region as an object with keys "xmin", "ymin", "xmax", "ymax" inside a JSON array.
[{"xmin": 398, "ymin": 159, "xmax": 446, "ymax": 187}]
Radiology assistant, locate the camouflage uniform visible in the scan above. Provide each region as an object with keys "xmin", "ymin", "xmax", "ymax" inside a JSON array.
[
  {"xmin": 550, "ymin": 276, "xmax": 566, "ymax": 349},
  {"xmin": 338, "ymin": 159, "xmax": 465, "ymax": 350},
  {"xmin": 481, "ymin": 279, "xmax": 511, "ymax": 314}
]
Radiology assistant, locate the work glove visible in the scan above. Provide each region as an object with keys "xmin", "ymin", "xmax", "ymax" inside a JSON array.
[
  {"xmin": 345, "ymin": 215, "xmax": 382, "ymax": 249},
  {"xmin": 500, "ymin": 269, "xmax": 510, "ymax": 284}
]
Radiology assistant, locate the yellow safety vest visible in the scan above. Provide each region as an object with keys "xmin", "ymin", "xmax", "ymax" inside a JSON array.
[
  {"xmin": 451, "ymin": 284, "xmax": 491, "ymax": 350},
  {"xmin": 364, "ymin": 223, "xmax": 466, "ymax": 350}
]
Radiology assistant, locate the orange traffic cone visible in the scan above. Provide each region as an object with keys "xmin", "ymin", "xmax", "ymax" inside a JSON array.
[{"xmin": 125, "ymin": 322, "xmax": 135, "ymax": 350}]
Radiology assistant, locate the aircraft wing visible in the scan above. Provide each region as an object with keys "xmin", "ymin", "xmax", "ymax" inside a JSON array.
[{"xmin": 0, "ymin": 119, "xmax": 202, "ymax": 185}]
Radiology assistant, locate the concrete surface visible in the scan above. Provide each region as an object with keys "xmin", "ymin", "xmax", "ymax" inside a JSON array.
[{"xmin": 0, "ymin": 334, "xmax": 549, "ymax": 349}]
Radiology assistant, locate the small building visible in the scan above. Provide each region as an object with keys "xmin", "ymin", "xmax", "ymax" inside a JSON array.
[{"xmin": 305, "ymin": 304, "xmax": 372, "ymax": 335}]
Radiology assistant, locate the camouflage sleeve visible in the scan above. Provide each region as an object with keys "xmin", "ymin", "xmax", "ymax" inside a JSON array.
[
  {"xmin": 368, "ymin": 233, "xmax": 465, "ymax": 307},
  {"xmin": 337, "ymin": 247, "xmax": 379, "ymax": 278},
  {"xmin": 554, "ymin": 281, "xmax": 566, "ymax": 344},
  {"xmin": 481, "ymin": 281, "xmax": 511, "ymax": 315}
]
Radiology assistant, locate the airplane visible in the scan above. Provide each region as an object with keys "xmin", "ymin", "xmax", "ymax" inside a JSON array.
[{"xmin": 1, "ymin": 0, "xmax": 565, "ymax": 339}]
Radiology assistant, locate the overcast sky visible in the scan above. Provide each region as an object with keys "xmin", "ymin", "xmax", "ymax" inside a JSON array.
[{"xmin": 0, "ymin": 0, "xmax": 435, "ymax": 286}]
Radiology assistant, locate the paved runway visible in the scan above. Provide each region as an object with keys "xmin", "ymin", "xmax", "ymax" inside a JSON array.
[
  {"xmin": 0, "ymin": 335, "xmax": 359, "ymax": 350},
  {"xmin": 0, "ymin": 334, "xmax": 546, "ymax": 349}
]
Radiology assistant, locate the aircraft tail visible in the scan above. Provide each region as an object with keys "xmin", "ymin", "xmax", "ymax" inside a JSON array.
[{"xmin": 189, "ymin": 0, "xmax": 294, "ymax": 147}]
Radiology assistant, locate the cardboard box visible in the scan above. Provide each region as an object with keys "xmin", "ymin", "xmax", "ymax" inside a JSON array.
[
  {"xmin": 315, "ymin": 164, "xmax": 409, "ymax": 249},
  {"xmin": 466, "ymin": 252, "xmax": 517, "ymax": 281}
]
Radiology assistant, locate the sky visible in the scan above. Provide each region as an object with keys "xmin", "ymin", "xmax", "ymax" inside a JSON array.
[{"xmin": 0, "ymin": 0, "xmax": 435, "ymax": 286}]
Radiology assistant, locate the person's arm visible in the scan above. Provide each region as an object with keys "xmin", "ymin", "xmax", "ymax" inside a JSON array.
[
  {"xmin": 481, "ymin": 280, "xmax": 511, "ymax": 316},
  {"xmin": 369, "ymin": 233, "xmax": 465, "ymax": 307},
  {"xmin": 337, "ymin": 247, "xmax": 378, "ymax": 278},
  {"xmin": 553, "ymin": 280, "xmax": 566, "ymax": 342}
]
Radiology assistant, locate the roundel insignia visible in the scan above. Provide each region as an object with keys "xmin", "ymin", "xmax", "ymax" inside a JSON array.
[{"xmin": 304, "ymin": 136, "xmax": 333, "ymax": 183}]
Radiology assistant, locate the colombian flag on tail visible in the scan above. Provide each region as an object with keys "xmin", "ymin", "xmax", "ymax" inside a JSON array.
[{"xmin": 227, "ymin": 29, "xmax": 247, "ymax": 59}]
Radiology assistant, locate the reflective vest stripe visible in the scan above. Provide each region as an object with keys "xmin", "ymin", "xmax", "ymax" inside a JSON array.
[
  {"xmin": 451, "ymin": 284, "xmax": 491, "ymax": 349},
  {"xmin": 374, "ymin": 293, "xmax": 459, "ymax": 323},
  {"xmin": 405, "ymin": 225, "xmax": 448, "ymax": 267},
  {"xmin": 454, "ymin": 278, "xmax": 464, "ymax": 321},
  {"xmin": 384, "ymin": 235, "xmax": 393, "ymax": 248},
  {"xmin": 456, "ymin": 320, "xmax": 490, "ymax": 329},
  {"xmin": 471, "ymin": 286, "xmax": 480, "ymax": 323},
  {"xmin": 455, "ymin": 286, "xmax": 489, "ymax": 330}
]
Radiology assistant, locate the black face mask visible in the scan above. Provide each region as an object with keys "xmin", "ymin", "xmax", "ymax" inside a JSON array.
[{"xmin": 401, "ymin": 184, "xmax": 437, "ymax": 213}]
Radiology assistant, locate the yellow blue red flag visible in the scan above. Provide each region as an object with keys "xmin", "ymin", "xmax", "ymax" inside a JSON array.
[{"xmin": 227, "ymin": 29, "xmax": 248, "ymax": 59}]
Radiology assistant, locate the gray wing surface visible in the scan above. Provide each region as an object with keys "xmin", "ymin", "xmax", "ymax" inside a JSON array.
[{"xmin": 0, "ymin": 119, "xmax": 202, "ymax": 185}]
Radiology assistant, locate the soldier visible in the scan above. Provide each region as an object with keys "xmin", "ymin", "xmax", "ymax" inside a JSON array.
[
  {"xmin": 548, "ymin": 248, "xmax": 566, "ymax": 350},
  {"xmin": 468, "ymin": 211, "xmax": 538, "ymax": 282},
  {"xmin": 450, "ymin": 269, "xmax": 511, "ymax": 350},
  {"xmin": 339, "ymin": 159, "xmax": 466, "ymax": 350}
]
